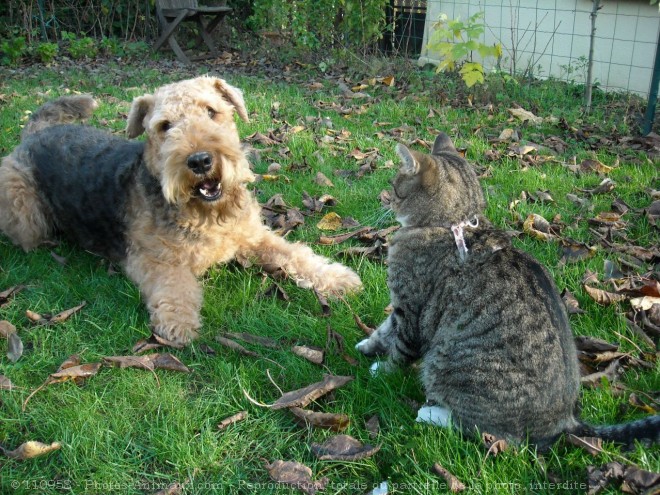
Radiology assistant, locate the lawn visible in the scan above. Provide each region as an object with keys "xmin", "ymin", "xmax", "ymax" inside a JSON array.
[{"xmin": 0, "ymin": 56, "xmax": 658, "ymax": 495}]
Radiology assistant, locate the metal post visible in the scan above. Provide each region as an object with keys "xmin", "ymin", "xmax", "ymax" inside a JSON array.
[{"xmin": 643, "ymin": 25, "xmax": 660, "ymax": 135}]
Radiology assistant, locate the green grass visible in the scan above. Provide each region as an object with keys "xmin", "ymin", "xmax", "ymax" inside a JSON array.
[{"xmin": 0, "ymin": 59, "xmax": 658, "ymax": 494}]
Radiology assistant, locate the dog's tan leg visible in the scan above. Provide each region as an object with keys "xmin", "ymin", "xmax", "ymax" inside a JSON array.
[
  {"xmin": 244, "ymin": 229, "xmax": 362, "ymax": 295},
  {"xmin": 124, "ymin": 251, "xmax": 202, "ymax": 344},
  {"xmin": 0, "ymin": 158, "xmax": 53, "ymax": 250}
]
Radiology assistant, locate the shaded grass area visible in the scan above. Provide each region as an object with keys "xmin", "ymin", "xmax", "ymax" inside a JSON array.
[{"xmin": 0, "ymin": 60, "xmax": 658, "ymax": 494}]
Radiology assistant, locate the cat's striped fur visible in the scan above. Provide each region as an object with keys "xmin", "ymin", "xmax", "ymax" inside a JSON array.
[{"xmin": 357, "ymin": 133, "xmax": 659, "ymax": 448}]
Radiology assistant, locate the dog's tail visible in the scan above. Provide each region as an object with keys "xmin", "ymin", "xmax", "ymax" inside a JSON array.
[{"xmin": 21, "ymin": 95, "xmax": 98, "ymax": 138}]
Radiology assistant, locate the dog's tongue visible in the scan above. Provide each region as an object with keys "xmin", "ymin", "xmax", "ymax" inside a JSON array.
[{"xmin": 199, "ymin": 179, "xmax": 221, "ymax": 199}]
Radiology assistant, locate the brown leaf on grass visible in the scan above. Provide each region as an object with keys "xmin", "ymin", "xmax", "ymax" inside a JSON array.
[
  {"xmin": 103, "ymin": 353, "xmax": 190, "ymax": 373},
  {"xmin": 588, "ymin": 211, "xmax": 626, "ymax": 230},
  {"xmin": 432, "ymin": 463, "xmax": 466, "ymax": 493},
  {"xmin": 523, "ymin": 214, "xmax": 556, "ymax": 241},
  {"xmin": 0, "ymin": 375, "xmax": 15, "ymax": 390},
  {"xmin": 575, "ymin": 336, "xmax": 619, "ymax": 354},
  {"xmin": 0, "ymin": 320, "xmax": 16, "ymax": 338},
  {"xmin": 0, "ymin": 285, "xmax": 25, "ymax": 308},
  {"xmin": 50, "ymin": 362, "xmax": 102, "ymax": 381},
  {"xmin": 260, "ymin": 282, "xmax": 290, "ymax": 302},
  {"xmin": 264, "ymin": 460, "xmax": 328, "ymax": 495},
  {"xmin": 132, "ymin": 335, "xmax": 167, "ymax": 354},
  {"xmin": 314, "ymin": 171, "xmax": 334, "ymax": 187},
  {"xmin": 561, "ymin": 289, "xmax": 586, "ymax": 314},
  {"xmin": 325, "ymin": 325, "xmax": 358, "ymax": 365},
  {"xmin": 353, "ymin": 313, "xmax": 375, "ymax": 336},
  {"xmin": 271, "ymin": 374, "xmax": 354, "ymax": 410},
  {"xmin": 314, "ymin": 289, "xmax": 331, "ymax": 317},
  {"xmin": 365, "ymin": 414, "xmax": 380, "ymax": 438},
  {"xmin": 216, "ymin": 336, "xmax": 262, "ymax": 359},
  {"xmin": 603, "ymin": 259, "xmax": 625, "ymax": 281},
  {"xmin": 318, "ymin": 226, "xmax": 373, "ymax": 245},
  {"xmin": 559, "ymin": 238, "xmax": 596, "ymax": 265},
  {"xmin": 481, "ymin": 432, "xmax": 508, "ymax": 457},
  {"xmin": 26, "ymin": 302, "xmax": 87, "ymax": 326},
  {"xmin": 580, "ymin": 158, "xmax": 613, "ymax": 175},
  {"xmin": 217, "ymin": 410, "xmax": 248, "ymax": 430},
  {"xmin": 578, "ymin": 178, "xmax": 616, "ymax": 196},
  {"xmin": 292, "ymin": 346, "xmax": 324, "ymax": 365},
  {"xmin": 567, "ymin": 434, "xmax": 603, "ymax": 456},
  {"xmin": 3, "ymin": 441, "xmax": 61, "ymax": 460},
  {"xmin": 646, "ymin": 199, "xmax": 660, "ymax": 227},
  {"xmin": 317, "ymin": 212, "xmax": 343, "ymax": 231},
  {"xmin": 302, "ymin": 191, "xmax": 337, "ymax": 214},
  {"xmin": 628, "ymin": 393, "xmax": 657, "ymax": 414},
  {"xmin": 310, "ymin": 434, "xmax": 380, "ymax": 461},
  {"xmin": 580, "ymin": 359, "xmax": 621, "ymax": 387},
  {"xmin": 566, "ymin": 193, "xmax": 593, "ymax": 210},
  {"xmin": 622, "ymin": 465, "xmax": 660, "ymax": 494},
  {"xmin": 289, "ymin": 407, "xmax": 350, "ymax": 431},
  {"xmin": 584, "ymin": 285, "xmax": 627, "ymax": 305},
  {"xmin": 508, "ymin": 107, "xmax": 543, "ymax": 124},
  {"xmin": 7, "ymin": 332, "xmax": 23, "ymax": 363},
  {"xmin": 224, "ymin": 332, "xmax": 279, "ymax": 349}
]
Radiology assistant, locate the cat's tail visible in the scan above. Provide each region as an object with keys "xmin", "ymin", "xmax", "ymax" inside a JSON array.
[
  {"xmin": 574, "ymin": 416, "xmax": 660, "ymax": 448},
  {"xmin": 22, "ymin": 95, "xmax": 98, "ymax": 139}
]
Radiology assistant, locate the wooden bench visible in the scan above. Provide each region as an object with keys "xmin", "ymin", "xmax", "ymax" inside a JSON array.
[{"xmin": 154, "ymin": 0, "xmax": 232, "ymax": 64}]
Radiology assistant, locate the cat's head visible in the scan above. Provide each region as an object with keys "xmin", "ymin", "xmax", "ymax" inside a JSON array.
[{"xmin": 390, "ymin": 133, "xmax": 486, "ymax": 227}]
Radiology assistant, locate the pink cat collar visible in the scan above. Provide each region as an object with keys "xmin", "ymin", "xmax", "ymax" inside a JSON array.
[{"xmin": 451, "ymin": 216, "xmax": 479, "ymax": 261}]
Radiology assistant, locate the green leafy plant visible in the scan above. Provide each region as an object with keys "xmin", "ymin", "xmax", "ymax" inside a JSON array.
[
  {"xmin": 0, "ymin": 36, "xmax": 27, "ymax": 66},
  {"xmin": 427, "ymin": 12, "xmax": 502, "ymax": 88},
  {"xmin": 68, "ymin": 36, "xmax": 98, "ymax": 60},
  {"xmin": 34, "ymin": 41, "xmax": 59, "ymax": 63}
]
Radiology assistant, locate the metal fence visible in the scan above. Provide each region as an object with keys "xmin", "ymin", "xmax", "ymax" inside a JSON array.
[{"xmin": 408, "ymin": 0, "xmax": 660, "ymax": 98}]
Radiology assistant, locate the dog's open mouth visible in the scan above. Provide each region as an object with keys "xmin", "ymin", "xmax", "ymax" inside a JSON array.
[{"xmin": 196, "ymin": 179, "xmax": 222, "ymax": 202}]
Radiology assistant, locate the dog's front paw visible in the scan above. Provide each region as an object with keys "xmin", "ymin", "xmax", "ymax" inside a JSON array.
[
  {"xmin": 150, "ymin": 307, "xmax": 200, "ymax": 346},
  {"xmin": 312, "ymin": 263, "xmax": 363, "ymax": 296}
]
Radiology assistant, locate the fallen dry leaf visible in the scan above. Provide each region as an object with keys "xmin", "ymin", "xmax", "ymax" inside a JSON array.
[
  {"xmin": 584, "ymin": 285, "xmax": 627, "ymax": 306},
  {"xmin": 289, "ymin": 407, "xmax": 350, "ymax": 431},
  {"xmin": 292, "ymin": 345, "xmax": 324, "ymax": 365},
  {"xmin": 310, "ymin": 434, "xmax": 380, "ymax": 461},
  {"xmin": 314, "ymin": 171, "xmax": 334, "ymax": 187},
  {"xmin": 0, "ymin": 320, "xmax": 16, "ymax": 338},
  {"xmin": 103, "ymin": 353, "xmax": 190, "ymax": 373},
  {"xmin": 7, "ymin": 332, "xmax": 23, "ymax": 363},
  {"xmin": 353, "ymin": 313, "xmax": 376, "ymax": 336},
  {"xmin": 578, "ymin": 178, "xmax": 616, "ymax": 196},
  {"xmin": 0, "ymin": 285, "xmax": 25, "ymax": 308},
  {"xmin": 363, "ymin": 416, "xmax": 380, "ymax": 440},
  {"xmin": 215, "ymin": 335, "xmax": 261, "ymax": 359},
  {"xmin": 217, "ymin": 410, "xmax": 248, "ymax": 430},
  {"xmin": 523, "ymin": 214, "xmax": 555, "ymax": 241},
  {"xmin": 151, "ymin": 483, "xmax": 183, "ymax": 495},
  {"xmin": 559, "ymin": 238, "xmax": 596, "ymax": 265},
  {"xmin": 271, "ymin": 374, "xmax": 354, "ymax": 410},
  {"xmin": 482, "ymin": 432, "xmax": 508, "ymax": 457},
  {"xmin": 561, "ymin": 289, "xmax": 586, "ymax": 314},
  {"xmin": 316, "ymin": 212, "xmax": 343, "ymax": 231},
  {"xmin": 432, "ymin": 462, "xmax": 466, "ymax": 493},
  {"xmin": 223, "ymin": 332, "xmax": 279, "ymax": 349},
  {"xmin": 264, "ymin": 460, "xmax": 328, "ymax": 495},
  {"xmin": 0, "ymin": 375, "xmax": 15, "ymax": 390},
  {"xmin": 508, "ymin": 107, "xmax": 543, "ymax": 124},
  {"xmin": 567, "ymin": 434, "xmax": 603, "ymax": 456},
  {"xmin": 3, "ymin": 441, "xmax": 61, "ymax": 460}
]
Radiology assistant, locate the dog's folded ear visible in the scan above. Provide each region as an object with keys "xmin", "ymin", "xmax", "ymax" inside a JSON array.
[
  {"xmin": 126, "ymin": 95, "xmax": 155, "ymax": 138},
  {"xmin": 213, "ymin": 78, "xmax": 249, "ymax": 123}
]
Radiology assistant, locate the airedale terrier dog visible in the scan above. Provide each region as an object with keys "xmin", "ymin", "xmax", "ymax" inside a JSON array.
[{"xmin": 0, "ymin": 77, "xmax": 362, "ymax": 344}]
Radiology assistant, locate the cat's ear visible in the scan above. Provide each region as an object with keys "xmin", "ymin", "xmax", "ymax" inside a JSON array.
[
  {"xmin": 396, "ymin": 143, "xmax": 420, "ymax": 175},
  {"xmin": 432, "ymin": 132, "xmax": 457, "ymax": 155}
]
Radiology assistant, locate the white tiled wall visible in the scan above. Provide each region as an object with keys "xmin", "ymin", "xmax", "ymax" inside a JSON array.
[{"xmin": 419, "ymin": 0, "xmax": 660, "ymax": 97}]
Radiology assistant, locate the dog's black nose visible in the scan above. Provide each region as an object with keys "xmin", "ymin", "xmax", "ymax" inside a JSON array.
[{"xmin": 187, "ymin": 152, "xmax": 213, "ymax": 174}]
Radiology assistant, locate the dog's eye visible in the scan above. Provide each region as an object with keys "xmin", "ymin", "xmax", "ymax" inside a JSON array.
[
  {"xmin": 159, "ymin": 121, "xmax": 172, "ymax": 133},
  {"xmin": 207, "ymin": 107, "xmax": 216, "ymax": 119}
]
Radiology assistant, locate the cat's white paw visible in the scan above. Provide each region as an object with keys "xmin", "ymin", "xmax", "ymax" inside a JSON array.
[
  {"xmin": 369, "ymin": 360, "xmax": 395, "ymax": 376},
  {"xmin": 416, "ymin": 405, "xmax": 452, "ymax": 428},
  {"xmin": 356, "ymin": 338, "xmax": 370, "ymax": 352}
]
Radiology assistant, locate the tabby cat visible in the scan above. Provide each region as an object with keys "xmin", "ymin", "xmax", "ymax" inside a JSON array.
[{"xmin": 357, "ymin": 133, "xmax": 659, "ymax": 448}]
